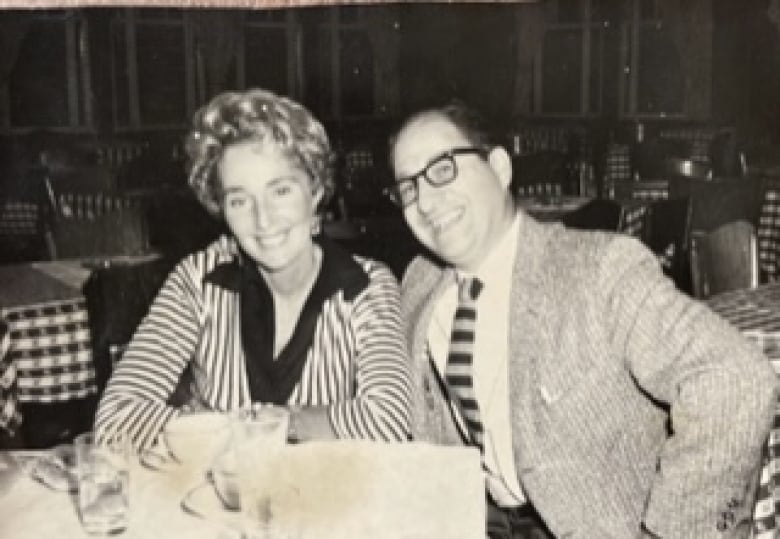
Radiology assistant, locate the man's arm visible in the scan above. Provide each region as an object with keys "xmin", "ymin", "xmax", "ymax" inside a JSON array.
[{"xmin": 601, "ymin": 237, "xmax": 777, "ymax": 538}]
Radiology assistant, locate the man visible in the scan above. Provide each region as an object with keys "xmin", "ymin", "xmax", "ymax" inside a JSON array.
[{"xmin": 388, "ymin": 102, "xmax": 777, "ymax": 538}]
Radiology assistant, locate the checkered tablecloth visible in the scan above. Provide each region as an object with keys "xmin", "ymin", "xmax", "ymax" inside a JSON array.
[
  {"xmin": 620, "ymin": 202, "xmax": 649, "ymax": 239},
  {"xmin": 0, "ymin": 200, "xmax": 40, "ymax": 238},
  {"xmin": 604, "ymin": 143, "xmax": 631, "ymax": 183},
  {"xmin": 707, "ymin": 282, "xmax": 780, "ymax": 537},
  {"xmin": 758, "ymin": 181, "xmax": 780, "ymax": 283},
  {"xmin": 0, "ymin": 320, "xmax": 21, "ymax": 435},
  {"xmin": 0, "ymin": 297, "xmax": 97, "ymax": 434}
]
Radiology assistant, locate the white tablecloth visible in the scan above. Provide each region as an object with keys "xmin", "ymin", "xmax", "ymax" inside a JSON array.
[{"xmin": 0, "ymin": 441, "xmax": 484, "ymax": 539}]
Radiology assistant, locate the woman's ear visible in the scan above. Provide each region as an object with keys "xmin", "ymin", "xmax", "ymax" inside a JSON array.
[{"xmin": 487, "ymin": 147, "xmax": 513, "ymax": 191}]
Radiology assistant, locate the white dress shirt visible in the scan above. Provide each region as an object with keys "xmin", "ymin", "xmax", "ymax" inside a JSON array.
[{"xmin": 427, "ymin": 214, "xmax": 526, "ymax": 507}]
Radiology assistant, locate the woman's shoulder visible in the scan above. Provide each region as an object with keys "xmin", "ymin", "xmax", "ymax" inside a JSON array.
[
  {"xmin": 173, "ymin": 235, "xmax": 238, "ymax": 280},
  {"xmin": 351, "ymin": 254, "xmax": 398, "ymax": 286}
]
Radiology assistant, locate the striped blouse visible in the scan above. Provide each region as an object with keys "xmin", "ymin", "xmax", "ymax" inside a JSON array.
[{"xmin": 94, "ymin": 235, "xmax": 411, "ymax": 450}]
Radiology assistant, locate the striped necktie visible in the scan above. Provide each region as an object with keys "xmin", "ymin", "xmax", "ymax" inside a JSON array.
[{"xmin": 445, "ymin": 276, "xmax": 484, "ymax": 452}]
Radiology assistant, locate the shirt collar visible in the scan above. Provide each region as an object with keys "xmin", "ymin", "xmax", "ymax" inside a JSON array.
[{"xmin": 456, "ymin": 212, "xmax": 522, "ymax": 290}]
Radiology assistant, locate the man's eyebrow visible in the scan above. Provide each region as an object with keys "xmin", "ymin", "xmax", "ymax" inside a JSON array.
[
  {"xmin": 267, "ymin": 175, "xmax": 298, "ymax": 186},
  {"xmin": 398, "ymin": 151, "xmax": 449, "ymax": 180}
]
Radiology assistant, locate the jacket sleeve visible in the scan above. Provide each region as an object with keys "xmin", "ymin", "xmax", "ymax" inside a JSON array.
[
  {"xmin": 601, "ymin": 237, "xmax": 777, "ymax": 538},
  {"xmin": 94, "ymin": 259, "xmax": 202, "ymax": 451},
  {"xmin": 327, "ymin": 262, "xmax": 412, "ymax": 441}
]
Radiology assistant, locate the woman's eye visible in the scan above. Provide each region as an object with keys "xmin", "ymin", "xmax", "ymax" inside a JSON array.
[
  {"xmin": 226, "ymin": 195, "xmax": 249, "ymax": 209},
  {"xmin": 273, "ymin": 184, "xmax": 292, "ymax": 197}
]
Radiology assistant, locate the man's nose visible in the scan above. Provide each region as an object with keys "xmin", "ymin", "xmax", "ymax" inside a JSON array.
[{"xmin": 416, "ymin": 176, "xmax": 440, "ymax": 212}]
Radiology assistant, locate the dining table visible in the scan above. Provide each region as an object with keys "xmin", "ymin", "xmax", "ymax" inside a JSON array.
[
  {"xmin": 0, "ymin": 260, "xmax": 95, "ymax": 437},
  {"xmin": 0, "ymin": 441, "xmax": 484, "ymax": 538},
  {"xmin": 0, "ymin": 255, "xmax": 161, "ymax": 440},
  {"xmin": 706, "ymin": 281, "xmax": 780, "ymax": 538}
]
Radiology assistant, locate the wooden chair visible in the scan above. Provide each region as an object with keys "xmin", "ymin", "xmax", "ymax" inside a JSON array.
[
  {"xmin": 83, "ymin": 256, "xmax": 176, "ymax": 394},
  {"xmin": 560, "ymin": 198, "xmax": 623, "ymax": 232},
  {"xmin": 642, "ymin": 197, "xmax": 694, "ymax": 295},
  {"xmin": 47, "ymin": 205, "xmax": 149, "ymax": 260},
  {"xmin": 691, "ymin": 220, "xmax": 759, "ymax": 299}
]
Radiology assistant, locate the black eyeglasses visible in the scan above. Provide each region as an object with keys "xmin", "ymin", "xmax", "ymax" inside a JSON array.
[{"xmin": 386, "ymin": 147, "xmax": 488, "ymax": 207}]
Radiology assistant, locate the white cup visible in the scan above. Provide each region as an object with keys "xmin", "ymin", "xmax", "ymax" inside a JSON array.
[
  {"xmin": 74, "ymin": 432, "xmax": 130, "ymax": 536},
  {"xmin": 163, "ymin": 412, "xmax": 231, "ymax": 491}
]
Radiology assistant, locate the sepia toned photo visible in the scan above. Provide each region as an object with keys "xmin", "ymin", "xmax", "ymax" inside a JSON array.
[{"xmin": 0, "ymin": 1, "xmax": 779, "ymax": 537}]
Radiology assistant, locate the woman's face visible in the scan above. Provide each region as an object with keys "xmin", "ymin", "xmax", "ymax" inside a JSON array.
[{"xmin": 218, "ymin": 140, "xmax": 322, "ymax": 275}]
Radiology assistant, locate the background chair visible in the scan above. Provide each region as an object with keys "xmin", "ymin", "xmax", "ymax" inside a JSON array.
[
  {"xmin": 560, "ymin": 198, "xmax": 623, "ymax": 232},
  {"xmin": 40, "ymin": 161, "xmax": 153, "ymax": 260},
  {"xmin": 83, "ymin": 256, "xmax": 176, "ymax": 395},
  {"xmin": 641, "ymin": 197, "xmax": 694, "ymax": 295},
  {"xmin": 691, "ymin": 220, "xmax": 759, "ymax": 299}
]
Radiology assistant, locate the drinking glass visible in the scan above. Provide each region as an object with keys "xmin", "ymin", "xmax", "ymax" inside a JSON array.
[
  {"xmin": 74, "ymin": 432, "xmax": 130, "ymax": 535},
  {"xmin": 162, "ymin": 412, "xmax": 231, "ymax": 492},
  {"xmin": 232, "ymin": 405, "xmax": 298, "ymax": 539}
]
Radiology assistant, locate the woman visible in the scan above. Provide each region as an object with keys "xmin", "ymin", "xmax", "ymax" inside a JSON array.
[{"xmin": 95, "ymin": 89, "xmax": 410, "ymax": 450}]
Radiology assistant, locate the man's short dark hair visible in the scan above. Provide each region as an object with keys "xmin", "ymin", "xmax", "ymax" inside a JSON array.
[{"xmin": 388, "ymin": 100, "xmax": 496, "ymax": 170}]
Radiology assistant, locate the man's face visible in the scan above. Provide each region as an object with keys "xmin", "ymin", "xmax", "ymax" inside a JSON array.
[{"xmin": 391, "ymin": 114, "xmax": 512, "ymax": 272}]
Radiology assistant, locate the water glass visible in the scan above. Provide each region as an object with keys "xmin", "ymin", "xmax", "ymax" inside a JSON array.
[
  {"xmin": 74, "ymin": 432, "xmax": 130, "ymax": 535},
  {"xmin": 232, "ymin": 405, "xmax": 295, "ymax": 538}
]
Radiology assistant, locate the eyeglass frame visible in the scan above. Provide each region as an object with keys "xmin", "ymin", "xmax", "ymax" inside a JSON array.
[{"xmin": 385, "ymin": 146, "xmax": 489, "ymax": 207}]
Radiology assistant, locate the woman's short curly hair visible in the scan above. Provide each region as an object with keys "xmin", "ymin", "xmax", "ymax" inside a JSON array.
[{"xmin": 185, "ymin": 88, "xmax": 335, "ymax": 217}]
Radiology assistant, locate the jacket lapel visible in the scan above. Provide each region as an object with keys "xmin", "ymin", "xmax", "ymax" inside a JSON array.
[{"xmin": 406, "ymin": 263, "xmax": 462, "ymax": 442}]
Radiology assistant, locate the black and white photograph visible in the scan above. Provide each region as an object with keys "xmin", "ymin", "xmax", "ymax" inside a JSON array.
[{"xmin": 0, "ymin": 1, "xmax": 779, "ymax": 537}]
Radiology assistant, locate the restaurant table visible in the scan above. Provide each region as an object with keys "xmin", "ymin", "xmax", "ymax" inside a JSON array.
[
  {"xmin": 0, "ymin": 255, "xmax": 161, "ymax": 440},
  {"xmin": 0, "ymin": 441, "xmax": 484, "ymax": 538},
  {"xmin": 0, "ymin": 261, "xmax": 95, "ymax": 437},
  {"xmin": 706, "ymin": 282, "xmax": 780, "ymax": 538}
]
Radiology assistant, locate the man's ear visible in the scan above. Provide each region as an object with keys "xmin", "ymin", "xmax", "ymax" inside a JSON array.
[{"xmin": 487, "ymin": 147, "xmax": 513, "ymax": 191}]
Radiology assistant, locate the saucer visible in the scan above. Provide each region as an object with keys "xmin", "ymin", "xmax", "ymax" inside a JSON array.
[{"xmin": 181, "ymin": 482, "xmax": 243, "ymax": 530}]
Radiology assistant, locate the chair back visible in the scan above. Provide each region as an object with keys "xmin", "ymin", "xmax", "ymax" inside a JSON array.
[
  {"xmin": 642, "ymin": 197, "xmax": 693, "ymax": 294},
  {"xmin": 83, "ymin": 256, "xmax": 176, "ymax": 393},
  {"xmin": 48, "ymin": 204, "xmax": 149, "ymax": 259},
  {"xmin": 0, "ymin": 199, "xmax": 47, "ymax": 262},
  {"xmin": 692, "ymin": 220, "xmax": 759, "ymax": 299},
  {"xmin": 561, "ymin": 198, "xmax": 622, "ymax": 232}
]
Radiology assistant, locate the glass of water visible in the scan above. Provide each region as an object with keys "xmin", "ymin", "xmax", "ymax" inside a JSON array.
[
  {"xmin": 74, "ymin": 431, "xmax": 130, "ymax": 535},
  {"xmin": 232, "ymin": 405, "xmax": 299, "ymax": 539}
]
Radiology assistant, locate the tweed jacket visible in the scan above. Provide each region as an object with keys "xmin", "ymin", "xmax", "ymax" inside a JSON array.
[{"xmin": 401, "ymin": 212, "xmax": 778, "ymax": 539}]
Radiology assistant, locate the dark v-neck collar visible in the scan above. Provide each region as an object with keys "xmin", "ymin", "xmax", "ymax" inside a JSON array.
[{"xmin": 203, "ymin": 236, "xmax": 370, "ymax": 404}]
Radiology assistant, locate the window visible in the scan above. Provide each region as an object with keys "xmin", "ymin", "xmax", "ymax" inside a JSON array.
[
  {"xmin": 620, "ymin": 0, "xmax": 684, "ymax": 117},
  {"xmin": 3, "ymin": 10, "xmax": 91, "ymax": 130},
  {"xmin": 303, "ymin": 6, "xmax": 382, "ymax": 120},
  {"xmin": 237, "ymin": 10, "xmax": 299, "ymax": 98},
  {"xmin": 111, "ymin": 9, "xmax": 301, "ymax": 130},
  {"xmin": 111, "ymin": 9, "xmax": 192, "ymax": 129},
  {"xmin": 534, "ymin": 0, "xmax": 691, "ymax": 119},
  {"xmin": 535, "ymin": 0, "xmax": 608, "ymax": 116}
]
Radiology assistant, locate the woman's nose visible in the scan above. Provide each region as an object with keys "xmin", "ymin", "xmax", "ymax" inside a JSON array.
[{"xmin": 254, "ymin": 198, "xmax": 272, "ymax": 228}]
